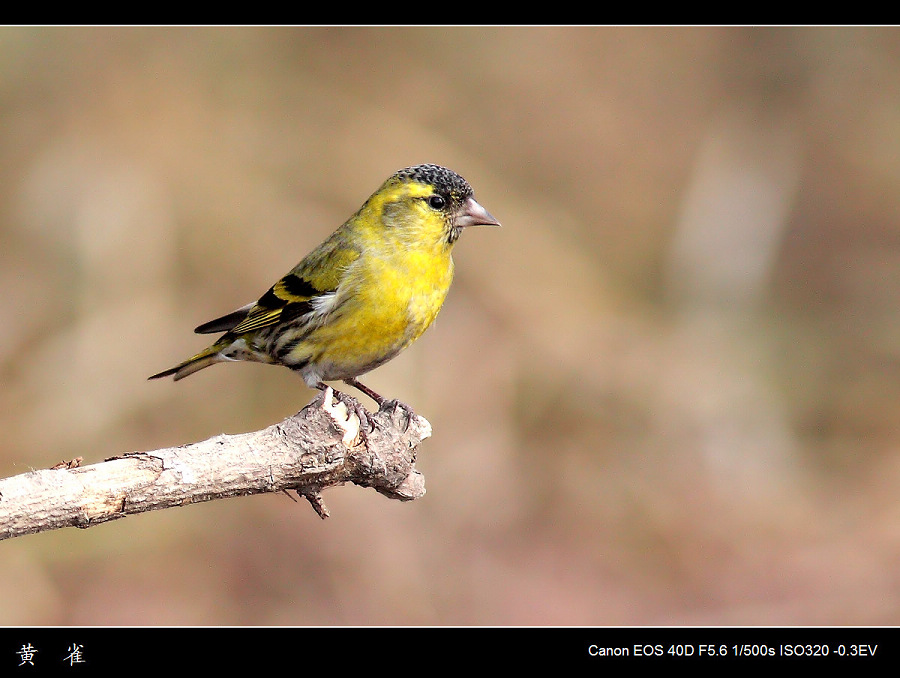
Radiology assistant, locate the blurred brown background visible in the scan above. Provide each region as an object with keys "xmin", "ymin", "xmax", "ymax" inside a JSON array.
[{"xmin": 1, "ymin": 26, "xmax": 899, "ymax": 625}]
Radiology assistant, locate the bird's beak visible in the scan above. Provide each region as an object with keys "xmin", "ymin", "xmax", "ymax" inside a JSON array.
[{"xmin": 456, "ymin": 197, "xmax": 501, "ymax": 229}]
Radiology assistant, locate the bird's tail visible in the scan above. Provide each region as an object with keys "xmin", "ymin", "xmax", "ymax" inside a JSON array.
[{"xmin": 148, "ymin": 344, "xmax": 223, "ymax": 381}]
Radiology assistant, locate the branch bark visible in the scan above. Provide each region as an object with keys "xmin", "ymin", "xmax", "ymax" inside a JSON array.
[{"xmin": 0, "ymin": 388, "xmax": 430, "ymax": 540}]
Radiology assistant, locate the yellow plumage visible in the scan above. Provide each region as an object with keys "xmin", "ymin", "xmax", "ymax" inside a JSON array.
[{"xmin": 149, "ymin": 164, "xmax": 499, "ymax": 406}]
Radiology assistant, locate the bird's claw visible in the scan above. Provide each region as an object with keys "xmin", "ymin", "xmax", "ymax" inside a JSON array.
[{"xmin": 375, "ymin": 398, "xmax": 417, "ymax": 434}]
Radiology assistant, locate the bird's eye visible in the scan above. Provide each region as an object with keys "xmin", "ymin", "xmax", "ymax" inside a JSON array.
[{"xmin": 427, "ymin": 195, "xmax": 445, "ymax": 210}]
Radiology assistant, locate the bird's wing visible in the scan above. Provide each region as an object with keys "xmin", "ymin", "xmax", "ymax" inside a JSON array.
[
  {"xmin": 211, "ymin": 234, "xmax": 361, "ymax": 336},
  {"xmin": 194, "ymin": 302, "xmax": 256, "ymax": 334}
]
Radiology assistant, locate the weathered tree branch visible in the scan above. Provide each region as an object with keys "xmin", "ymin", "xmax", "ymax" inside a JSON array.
[{"xmin": 0, "ymin": 388, "xmax": 430, "ymax": 540}]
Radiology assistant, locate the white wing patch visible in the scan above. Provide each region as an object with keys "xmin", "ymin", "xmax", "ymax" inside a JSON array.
[{"xmin": 309, "ymin": 290, "xmax": 340, "ymax": 320}]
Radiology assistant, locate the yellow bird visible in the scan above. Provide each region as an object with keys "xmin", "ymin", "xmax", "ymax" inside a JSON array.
[{"xmin": 150, "ymin": 164, "xmax": 499, "ymax": 411}]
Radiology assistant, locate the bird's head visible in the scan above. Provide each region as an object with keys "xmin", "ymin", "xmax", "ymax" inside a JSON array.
[{"xmin": 364, "ymin": 164, "xmax": 500, "ymax": 249}]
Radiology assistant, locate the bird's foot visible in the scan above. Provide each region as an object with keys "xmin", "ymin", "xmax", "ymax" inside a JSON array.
[
  {"xmin": 340, "ymin": 379, "xmax": 419, "ymax": 433},
  {"xmin": 371, "ymin": 398, "xmax": 419, "ymax": 435}
]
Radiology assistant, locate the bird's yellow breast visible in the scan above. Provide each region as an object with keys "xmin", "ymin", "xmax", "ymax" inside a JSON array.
[{"xmin": 302, "ymin": 243, "xmax": 454, "ymax": 380}]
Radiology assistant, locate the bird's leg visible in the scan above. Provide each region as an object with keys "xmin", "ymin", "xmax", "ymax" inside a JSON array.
[
  {"xmin": 343, "ymin": 377, "xmax": 386, "ymax": 407},
  {"xmin": 344, "ymin": 377, "xmax": 419, "ymax": 427}
]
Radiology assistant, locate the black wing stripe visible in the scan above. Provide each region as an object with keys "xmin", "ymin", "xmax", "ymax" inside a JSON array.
[{"xmin": 280, "ymin": 274, "xmax": 321, "ymax": 299}]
